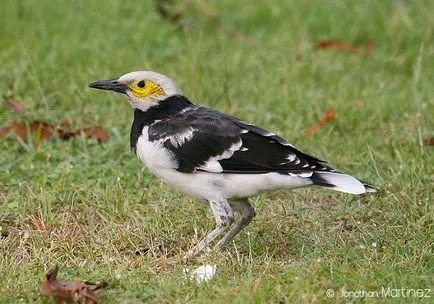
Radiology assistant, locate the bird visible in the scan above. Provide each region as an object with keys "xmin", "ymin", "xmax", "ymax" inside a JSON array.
[{"xmin": 89, "ymin": 71, "xmax": 377, "ymax": 260}]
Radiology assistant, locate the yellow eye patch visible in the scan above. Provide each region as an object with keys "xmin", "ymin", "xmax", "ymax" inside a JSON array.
[{"xmin": 129, "ymin": 80, "xmax": 165, "ymax": 98}]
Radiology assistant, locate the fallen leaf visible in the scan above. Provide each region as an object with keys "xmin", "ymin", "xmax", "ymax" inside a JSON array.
[
  {"xmin": 41, "ymin": 266, "xmax": 107, "ymax": 304},
  {"xmin": 4, "ymin": 98, "xmax": 26, "ymax": 115},
  {"xmin": 81, "ymin": 127, "xmax": 110, "ymax": 143},
  {"xmin": 0, "ymin": 121, "xmax": 109, "ymax": 143},
  {"xmin": 423, "ymin": 137, "xmax": 434, "ymax": 146},
  {"xmin": 2, "ymin": 98, "xmax": 110, "ymax": 143},
  {"xmin": 316, "ymin": 39, "xmax": 375, "ymax": 56},
  {"xmin": 306, "ymin": 108, "xmax": 337, "ymax": 137},
  {"xmin": 0, "ymin": 121, "xmax": 55, "ymax": 141},
  {"xmin": 59, "ymin": 120, "xmax": 74, "ymax": 127}
]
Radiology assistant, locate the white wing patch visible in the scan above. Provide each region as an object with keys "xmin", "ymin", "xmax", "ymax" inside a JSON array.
[
  {"xmin": 286, "ymin": 153, "xmax": 296, "ymax": 162},
  {"xmin": 296, "ymin": 172, "xmax": 313, "ymax": 178},
  {"xmin": 199, "ymin": 160, "xmax": 224, "ymax": 173},
  {"xmin": 198, "ymin": 140, "xmax": 243, "ymax": 173},
  {"xmin": 169, "ymin": 127, "xmax": 195, "ymax": 147}
]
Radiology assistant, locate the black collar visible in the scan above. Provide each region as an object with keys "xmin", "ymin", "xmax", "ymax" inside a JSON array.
[{"xmin": 130, "ymin": 95, "xmax": 194, "ymax": 153}]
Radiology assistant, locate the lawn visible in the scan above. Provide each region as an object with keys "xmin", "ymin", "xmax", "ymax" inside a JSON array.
[{"xmin": 0, "ymin": 0, "xmax": 433, "ymax": 303}]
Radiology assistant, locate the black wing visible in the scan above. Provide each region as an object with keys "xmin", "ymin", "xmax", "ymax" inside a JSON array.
[{"xmin": 148, "ymin": 106, "xmax": 336, "ymax": 174}]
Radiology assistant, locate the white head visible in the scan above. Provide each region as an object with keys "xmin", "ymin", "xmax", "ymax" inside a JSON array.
[{"xmin": 89, "ymin": 71, "xmax": 183, "ymax": 111}]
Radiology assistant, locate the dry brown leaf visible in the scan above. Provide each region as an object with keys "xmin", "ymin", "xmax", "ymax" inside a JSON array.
[
  {"xmin": 0, "ymin": 121, "xmax": 109, "ymax": 143},
  {"xmin": 423, "ymin": 137, "xmax": 434, "ymax": 146},
  {"xmin": 59, "ymin": 120, "xmax": 74, "ymax": 127},
  {"xmin": 41, "ymin": 266, "xmax": 107, "ymax": 304},
  {"xmin": 306, "ymin": 108, "xmax": 337, "ymax": 137},
  {"xmin": 2, "ymin": 97, "xmax": 110, "ymax": 143},
  {"xmin": 0, "ymin": 121, "xmax": 56, "ymax": 140},
  {"xmin": 316, "ymin": 39, "xmax": 375, "ymax": 56},
  {"xmin": 4, "ymin": 98, "xmax": 26, "ymax": 115},
  {"xmin": 81, "ymin": 127, "xmax": 110, "ymax": 143}
]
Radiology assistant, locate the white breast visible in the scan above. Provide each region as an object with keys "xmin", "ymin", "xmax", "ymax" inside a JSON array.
[{"xmin": 136, "ymin": 127, "xmax": 178, "ymax": 174}]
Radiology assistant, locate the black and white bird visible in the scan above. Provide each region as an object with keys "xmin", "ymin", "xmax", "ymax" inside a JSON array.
[{"xmin": 89, "ymin": 71, "xmax": 376, "ymax": 259}]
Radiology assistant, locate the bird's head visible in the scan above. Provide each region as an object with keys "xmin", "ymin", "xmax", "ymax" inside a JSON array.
[{"xmin": 89, "ymin": 71, "xmax": 183, "ymax": 111}]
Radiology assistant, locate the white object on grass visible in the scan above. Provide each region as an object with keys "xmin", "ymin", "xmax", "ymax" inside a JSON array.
[{"xmin": 183, "ymin": 265, "xmax": 217, "ymax": 284}]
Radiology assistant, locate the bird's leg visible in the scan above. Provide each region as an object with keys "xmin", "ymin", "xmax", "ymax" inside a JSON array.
[
  {"xmin": 183, "ymin": 199, "xmax": 234, "ymax": 261},
  {"xmin": 216, "ymin": 198, "xmax": 256, "ymax": 247}
]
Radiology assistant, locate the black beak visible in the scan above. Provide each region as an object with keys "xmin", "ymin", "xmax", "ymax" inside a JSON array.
[{"xmin": 88, "ymin": 78, "xmax": 128, "ymax": 94}]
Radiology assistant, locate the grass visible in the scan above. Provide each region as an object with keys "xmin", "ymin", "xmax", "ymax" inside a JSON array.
[{"xmin": 0, "ymin": 0, "xmax": 433, "ymax": 303}]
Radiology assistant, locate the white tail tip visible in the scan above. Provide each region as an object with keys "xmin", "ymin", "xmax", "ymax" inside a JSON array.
[{"xmin": 311, "ymin": 172, "xmax": 367, "ymax": 194}]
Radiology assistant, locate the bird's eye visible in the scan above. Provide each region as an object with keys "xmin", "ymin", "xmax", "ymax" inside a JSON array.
[{"xmin": 137, "ymin": 80, "xmax": 145, "ymax": 88}]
